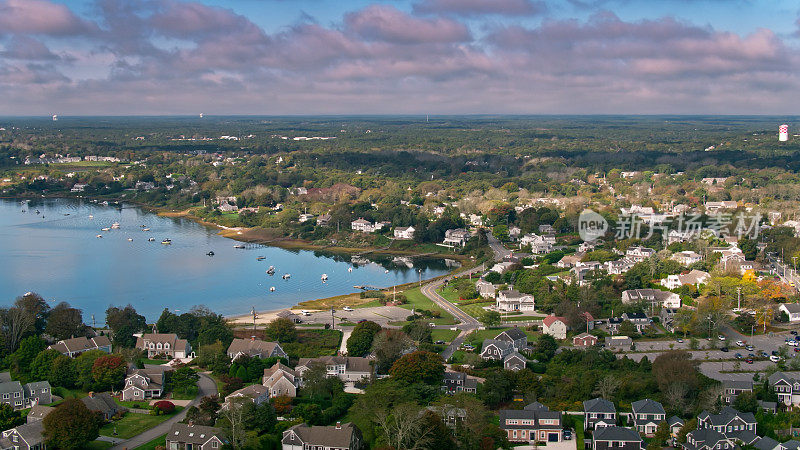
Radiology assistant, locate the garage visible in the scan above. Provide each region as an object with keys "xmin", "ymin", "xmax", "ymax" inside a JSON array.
[{"xmin": 548, "ymin": 433, "xmax": 560, "ymax": 442}]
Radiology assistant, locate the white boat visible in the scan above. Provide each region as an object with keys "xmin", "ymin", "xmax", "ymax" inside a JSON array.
[
  {"xmin": 88, "ymin": 215, "xmax": 93, "ymax": 219},
  {"xmin": 142, "ymin": 228, "xmax": 150, "ymax": 231},
  {"xmin": 269, "ymin": 287, "xmax": 276, "ymax": 292},
  {"xmin": 348, "ymin": 267, "xmax": 353, "ymax": 273},
  {"xmin": 127, "ymin": 238, "xmax": 133, "ymax": 242},
  {"xmin": 96, "ymin": 234, "xmax": 103, "ymax": 238},
  {"xmin": 234, "ymin": 244, "xmax": 245, "ymax": 249},
  {"xmin": 161, "ymin": 239, "xmax": 172, "ymax": 245},
  {"xmin": 282, "ymin": 274, "xmax": 291, "ymax": 280},
  {"xmin": 266, "ymin": 266, "xmax": 275, "ymax": 275},
  {"xmin": 101, "ymin": 227, "xmax": 110, "ymax": 231},
  {"xmin": 321, "ymin": 274, "xmax": 328, "ymax": 281},
  {"xmin": 384, "ymin": 269, "xmax": 389, "ymax": 273},
  {"xmin": 111, "ymin": 222, "xmax": 120, "ymax": 229},
  {"xmin": 148, "ymin": 237, "xmax": 155, "ymax": 241}
]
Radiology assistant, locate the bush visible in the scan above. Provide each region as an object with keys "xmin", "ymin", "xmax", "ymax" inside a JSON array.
[{"xmin": 154, "ymin": 401, "xmax": 175, "ymax": 414}]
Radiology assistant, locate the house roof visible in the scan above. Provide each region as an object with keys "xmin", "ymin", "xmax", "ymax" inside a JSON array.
[
  {"xmin": 82, "ymin": 392, "xmax": 126, "ymax": 415},
  {"xmin": 49, "ymin": 336, "xmax": 112, "ymax": 354},
  {"xmin": 0, "ymin": 380, "xmax": 23, "ymax": 395},
  {"xmin": 542, "ymin": 315, "xmax": 567, "ymax": 327},
  {"xmin": 297, "ymin": 356, "xmax": 373, "ymax": 373},
  {"xmin": 783, "ymin": 440, "xmax": 800, "ymax": 450},
  {"xmin": 593, "ymin": 426, "xmax": 641, "ymax": 442},
  {"xmin": 481, "ymin": 339, "xmax": 513, "ymax": 352},
  {"xmin": 227, "ymin": 384, "xmax": 268, "ymax": 400},
  {"xmin": 0, "ymin": 372, "xmax": 10, "ymax": 383},
  {"xmin": 754, "ymin": 436, "xmax": 781, "ymax": 450},
  {"xmin": 781, "ymin": 303, "xmax": 800, "ymax": 314},
  {"xmin": 27, "ymin": 405, "xmax": 54, "ymax": 421},
  {"xmin": 769, "ymin": 371, "xmax": 796, "ymax": 385},
  {"xmin": 11, "ymin": 421, "xmax": 45, "ymax": 445},
  {"xmin": 496, "ymin": 327, "xmax": 526, "ymax": 341},
  {"xmin": 264, "ymin": 362, "xmax": 296, "ymax": 379},
  {"xmin": 631, "ymin": 399, "xmax": 665, "ymax": 415},
  {"xmin": 504, "ymin": 351, "xmax": 526, "ymax": 362},
  {"xmin": 722, "ymin": 380, "xmax": 753, "ymax": 390},
  {"xmin": 622, "ymin": 312, "xmax": 648, "ymax": 320},
  {"xmin": 686, "ymin": 428, "xmax": 728, "ymax": 449},
  {"xmin": 583, "ymin": 398, "xmax": 616, "ymax": 413},
  {"xmin": 698, "ymin": 406, "xmax": 755, "ymax": 428},
  {"xmin": 574, "ymin": 332, "xmax": 597, "ymax": 341},
  {"xmin": 668, "ymin": 415, "xmax": 684, "ymax": 427},
  {"xmin": 168, "ymin": 423, "xmax": 226, "ymax": 445},
  {"xmin": 227, "ymin": 338, "xmax": 282, "ymax": 357},
  {"xmin": 283, "ymin": 423, "xmax": 357, "ymax": 448}
]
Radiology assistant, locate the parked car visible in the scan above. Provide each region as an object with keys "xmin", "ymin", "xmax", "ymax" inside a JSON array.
[
  {"xmin": 746, "ymin": 345, "xmax": 755, "ymax": 351},
  {"xmin": 791, "ymin": 330, "xmax": 798, "ymax": 335},
  {"xmin": 771, "ymin": 355, "xmax": 782, "ymax": 362},
  {"xmin": 342, "ymin": 306, "xmax": 354, "ymax": 312},
  {"xmin": 718, "ymin": 335, "xmax": 726, "ymax": 341},
  {"xmin": 735, "ymin": 353, "xmax": 743, "ymax": 359},
  {"xmin": 735, "ymin": 340, "xmax": 745, "ymax": 347},
  {"xmin": 563, "ymin": 430, "xmax": 572, "ymax": 440},
  {"xmin": 746, "ymin": 358, "xmax": 754, "ymax": 364},
  {"xmin": 434, "ymin": 340, "xmax": 445, "ymax": 345},
  {"xmin": 761, "ymin": 351, "xmax": 770, "ymax": 358},
  {"xmin": 676, "ymin": 338, "xmax": 684, "ymax": 343}
]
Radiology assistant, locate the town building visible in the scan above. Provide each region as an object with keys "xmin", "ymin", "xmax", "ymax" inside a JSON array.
[
  {"xmin": 496, "ymin": 289, "xmax": 535, "ymax": 312},
  {"xmin": 166, "ymin": 423, "xmax": 227, "ymax": 450},
  {"xmin": 226, "ymin": 338, "xmax": 287, "ymax": 360},
  {"xmin": 621, "ymin": 312, "xmax": 650, "ymax": 333},
  {"xmin": 672, "ymin": 251, "xmax": 702, "ymax": 266},
  {"xmin": 779, "ymin": 304, "xmax": 800, "ymax": 322},
  {"xmin": 136, "ymin": 333, "xmax": 192, "ymax": 359},
  {"xmin": 660, "ymin": 270, "xmax": 710, "ymax": 290},
  {"xmin": 605, "ymin": 336, "xmax": 633, "ymax": 351},
  {"xmin": 81, "ymin": 392, "xmax": 126, "ymax": 420},
  {"xmin": 475, "ymin": 279, "xmax": 496, "ymax": 298},
  {"xmin": 504, "ymin": 352, "xmax": 527, "ymax": 371},
  {"xmin": 48, "ymin": 336, "xmax": 112, "ymax": 357},
  {"xmin": 499, "ymin": 402, "xmax": 563, "ymax": 443},
  {"xmin": 573, "ymin": 332, "xmax": 598, "ymax": 348},
  {"xmin": 224, "ymin": 384, "xmax": 270, "ymax": 409},
  {"xmin": 263, "ymin": 362, "xmax": 298, "ymax": 398},
  {"xmin": 295, "ymin": 356, "xmax": 374, "ymax": 385},
  {"xmin": 281, "ymin": 422, "xmax": 362, "ymax": 450},
  {"xmin": 442, "ymin": 372, "xmax": 478, "ymax": 394},
  {"xmin": 626, "ymin": 246, "xmax": 656, "ymax": 262},
  {"xmin": 592, "ymin": 426, "xmax": 642, "ymax": 450},
  {"xmin": 583, "ymin": 398, "xmax": 616, "ymax": 430},
  {"xmin": 443, "ymin": 228, "xmax": 472, "ymax": 246},
  {"xmin": 121, "ymin": 367, "xmax": 166, "ymax": 402},
  {"xmin": 631, "ymin": 399, "xmax": 666, "ymax": 436},
  {"xmin": 721, "ymin": 380, "xmax": 753, "ymax": 404},
  {"xmin": 494, "ymin": 328, "xmax": 528, "ymax": 350},
  {"xmin": 542, "ymin": 315, "xmax": 568, "ymax": 339},
  {"xmin": 621, "ymin": 289, "xmax": 681, "ymax": 309},
  {"xmin": 393, "ymin": 226, "xmax": 415, "ymax": 240},
  {"xmin": 480, "ymin": 339, "xmax": 513, "ymax": 361}
]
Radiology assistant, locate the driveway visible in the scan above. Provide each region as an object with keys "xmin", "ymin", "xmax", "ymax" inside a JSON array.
[{"xmin": 109, "ymin": 372, "xmax": 218, "ymax": 450}]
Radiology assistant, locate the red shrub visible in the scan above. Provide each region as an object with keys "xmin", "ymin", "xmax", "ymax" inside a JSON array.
[{"xmin": 153, "ymin": 401, "xmax": 175, "ymax": 414}]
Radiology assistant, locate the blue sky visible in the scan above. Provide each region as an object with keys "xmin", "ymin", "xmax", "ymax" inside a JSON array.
[{"xmin": 1, "ymin": 0, "xmax": 799, "ymax": 115}]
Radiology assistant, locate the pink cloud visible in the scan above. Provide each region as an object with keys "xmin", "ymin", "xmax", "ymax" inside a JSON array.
[
  {"xmin": 344, "ymin": 5, "xmax": 471, "ymax": 44},
  {"xmin": 413, "ymin": 0, "xmax": 546, "ymax": 17},
  {"xmin": 0, "ymin": 0, "xmax": 94, "ymax": 36}
]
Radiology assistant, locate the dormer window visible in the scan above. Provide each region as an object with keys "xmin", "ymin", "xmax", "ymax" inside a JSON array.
[
  {"xmin": 149, "ymin": 343, "xmax": 155, "ymax": 349},
  {"xmin": 164, "ymin": 343, "xmax": 170, "ymax": 349},
  {"xmin": 157, "ymin": 343, "xmax": 162, "ymax": 350}
]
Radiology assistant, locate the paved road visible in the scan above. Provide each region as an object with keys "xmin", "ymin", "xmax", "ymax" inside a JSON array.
[
  {"xmin": 109, "ymin": 372, "xmax": 218, "ymax": 450},
  {"xmin": 487, "ymin": 232, "xmax": 512, "ymax": 259}
]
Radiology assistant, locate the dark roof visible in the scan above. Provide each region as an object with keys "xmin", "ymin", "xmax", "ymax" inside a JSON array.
[
  {"xmin": 11, "ymin": 421, "xmax": 45, "ymax": 445},
  {"xmin": 497, "ymin": 327, "xmax": 527, "ymax": 341},
  {"xmin": 722, "ymin": 380, "xmax": 753, "ymax": 390},
  {"xmin": 668, "ymin": 415, "xmax": 684, "ymax": 427},
  {"xmin": 698, "ymin": 406, "xmax": 756, "ymax": 428},
  {"xmin": 754, "ymin": 436, "xmax": 780, "ymax": 450},
  {"xmin": 584, "ymin": 398, "xmax": 616, "ymax": 413},
  {"xmin": 81, "ymin": 392, "xmax": 126, "ymax": 415},
  {"xmin": 524, "ymin": 402, "xmax": 548, "ymax": 411},
  {"xmin": 593, "ymin": 426, "xmax": 642, "ymax": 442},
  {"xmin": 481, "ymin": 339, "xmax": 513, "ymax": 351},
  {"xmin": 686, "ymin": 428, "xmax": 728, "ymax": 450},
  {"xmin": 631, "ymin": 399, "xmax": 665, "ymax": 415},
  {"xmin": 623, "ymin": 312, "xmax": 648, "ymax": 320},
  {"xmin": 282, "ymin": 423, "xmax": 357, "ymax": 448},
  {"xmin": 168, "ymin": 423, "xmax": 226, "ymax": 446},
  {"xmin": 781, "ymin": 303, "xmax": 800, "ymax": 314}
]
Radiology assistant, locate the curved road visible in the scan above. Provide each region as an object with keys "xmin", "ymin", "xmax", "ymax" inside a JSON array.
[{"xmin": 109, "ymin": 372, "xmax": 218, "ymax": 450}]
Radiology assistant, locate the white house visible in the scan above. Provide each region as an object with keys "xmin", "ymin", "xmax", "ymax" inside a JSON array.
[
  {"xmin": 542, "ymin": 315, "xmax": 568, "ymax": 340},
  {"xmin": 496, "ymin": 289, "xmax": 535, "ymax": 312},
  {"xmin": 626, "ymin": 246, "xmax": 655, "ymax": 262},
  {"xmin": 520, "ymin": 233, "xmax": 553, "ymax": 254},
  {"xmin": 660, "ymin": 270, "xmax": 710, "ymax": 290},
  {"xmin": 393, "ymin": 226, "xmax": 416, "ymax": 240},
  {"xmin": 443, "ymin": 228, "xmax": 471, "ymax": 246},
  {"xmin": 622, "ymin": 289, "xmax": 681, "ymax": 309},
  {"xmin": 475, "ymin": 279, "xmax": 496, "ymax": 298},
  {"xmin": 780, "ymin": 304, "xmax": 800, "ymax": 322},
  {"xmin": 672, "ymin": 251, "xmax": 702, "ymax": 266}
]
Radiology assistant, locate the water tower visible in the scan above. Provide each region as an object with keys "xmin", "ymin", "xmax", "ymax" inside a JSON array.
[{"xmin": 779, "ymin": 124, "xmax": 789, "ymax": 142}]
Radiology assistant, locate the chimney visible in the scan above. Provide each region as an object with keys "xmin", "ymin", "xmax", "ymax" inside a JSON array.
[
  {"xmin": 335, "ymin": 422, "xmax": 342, "ymax": 430},
  {"xmin": 88, "ymin": 391, "xmax": 94, "ymax": 398}
]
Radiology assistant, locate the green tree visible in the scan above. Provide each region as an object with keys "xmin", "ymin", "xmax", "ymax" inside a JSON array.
[
  {"xmin": 29, "ymin": 349, "xmax": 61, "ymax": 381},
  {"xmin": 389, "ymin": 351, "xmax": 444, "ymax": 385},
  {"xmin": 45, "ymin": 302, "xmax": 85, "ymax": 341},
  {"xmin": 347, "ymin": 321, "xmax": 382, "ymax": 357},
  {"xmin": 732, "ymin": 391, "xmax": 758, "ymax": 414},
  {"xmin": 105, "ymin": 305, "xmax": 147, "ymax": 348},
  {"xmin": 677, "ymin": 418, "xmax": 697, "ymax": 443},
  {"xmin": 481, "ymin": 310, "xmax": 501, "ymax": 327},
  {"xmin": 0, "ymin": 403, "xmax": 24, "ymax": 430},
  {"xmin": 169, "ymin": 367, "xmax": 200, "ymax": 396},
  {"xmin": 266, "ymin": 318, "xmax": 297, "ymax": 342},
  {"xmin": 49, "ymin": 355, "xmax": 77, "ymax": 388},
  {"xmin": 653, "ymin": 421, "xmax": 670, "ymax": 445},
  {"xmin": 91, "ymin": 354, "xmax": 127, "ymax": 390},
  {"xmin": 371, "ymin": 329, "xmax": 414, "ymax": 373},
  {"xmin": 74, "ymin": 349, "xmax": 106, "ymax": 390},
  {"xmin": 534, "ymin": 334, "xmax": 558, "ymax": 362},
  {"xmin": 42, "ymin": 399, "xmax": 102, "ymax": 449},
  {"xmin": 11, "ymin": 336, "xmax": 46, "ymax": 374},
  {"xmin": 618, "ymin": 320, "xmax": 639, "ymax": 337}
]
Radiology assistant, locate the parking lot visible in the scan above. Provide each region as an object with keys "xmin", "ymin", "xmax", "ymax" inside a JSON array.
[{"xmin": 297, "ymin": 305, "xmax": 411, "ymax": 327}]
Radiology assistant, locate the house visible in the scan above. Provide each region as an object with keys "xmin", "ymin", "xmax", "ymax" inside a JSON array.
[
  {"xmin": 276, "ymin": 310, "xmax": 302, "ymax": 324},
  {"xmin": 668, "ymin": 416, "xmax": 685, "ymax": 446},
  {"xmin": 442, "ymin": 228, "xmax": 471, "ymax": 246},
  {"xmin": 667, "ymin": 230, "xmax": 694, "ymax": 244},
  {"xmin": 504, "ymin": 352, "xmax": 527, "ymax": 371},
  {"xmin": 626, "ymin": 246, "xmax": 655, "ymax": 262},
  {"xmin": 22, "ymin": 382, "xmax": 51, "ymax": 407},
  {"xmin": 166, "ymin": 423, "xmax": 227, "ymax": 450},
  {"xmin": 0, "ymin": 421, "xmax": 46, "ymax": 450},
  {"xmin": 592, "ymin": 426, "xmax": 642, "ymax": 450},
  {"xmin": 721, "ymin": 380, "xmax": 753, "ymax": 404},
  {"xmin": 475, "ymin": 279, "xmax": 496, "ymax": 298},
  {"xmin": 350, "ymin": 218, "xmax": 372, "ymax": 232},
  {"xmin": 705, "ymin": 201, "xmax": 738, "ymax": 212},
  {"xmin": 224, "ymin": 384, "xmax": 270, "ymax": 409},
  {"xmin": 631, "ymin": 399, "xmax": 666, "ymax": 436},
  {"xmin": 605, "ymin": 258, "xmax": 636, "ymax": 275},
  {"xmin": 26, "ymin": 405, "xmax": 53, "ymax": 423},
  {"xmin": 226, "ymin": 337, "xmax": 287, "ymax": 360},
  {"xmin": 557, "ymin": 254, "xmax": 583, "ymax": 269},
  {"xmin": 496, "ymin": 289, "xmax": 535, "ymax": 312},
  {"xmin": 683, "ymin": 428, "xmax": 733, "ymax": 450},
  {"xmin": 573, "ymin": 332, "xmax": 598, "ymax": 347},
  {"xmin": 779, "ymin": 304, "xmax": 800, "ymax": 322},
  {"xmin": 660, "ymin": 308, "xmax": 679, "ymax": 333},
  {"xmin": 442, "ymin": 372, "xmax": 478, "ymax": 394},
  {"xmin": 81, "ymin": 392, "xmax": 127, "ymax": 420},
  {"xmin": 295, "ymin": 356, "xmax": 374, "ymax": 384},
  {"xmin": 499, "ymin": 402, "xmax": 563, "ymax": 443},
  {"xmin": 542, "ymin": 315, "xmax": 568, "ymax": 339},
  {"xmin": 316, "ymin": 214, "xmax": 332, "ymax": 226},
  {"xmin": 583, "ymin": 398, "xmax": 617, "ymax": 430},
  {"xmin": 509, "ymin": 226, "xmax": 522, "ymax": 241},
  {"xmin": 298, "ymin": 213, "xmax": 315, "ymax": 223},
  {"xmin": 429, "ymin": 404, "xmax": 468, "ymax": 428},
  {"xmin": 393, "ymin": 226, "xmax": 415, "ymax": 240},
  {"xmin": 672, "ymin": 251, "xmax": 702, "ymax": 266},
  {"xmin": 136, "ymin": 333, "xmax": 192, "ymax": 359},
  {"xmin": 660, "ymin": 270, "xmax": 710, "ymax": 289},
  {"xmin": 282, "ymin": 422, "xmax": 362, "ymax": 450},
  {"xmin": 621, "ymin": 312, "xmax": 650, "ymax": 333},
  {"xmin": 622, "ymin": 289, "xmax": 681, "ymax": 309},
  {"xmin": 121, "ymin": 367, "xmax": 166, "ymax": 401},
  {"xmin": 754, "ymin": 436, "xmax": 782, "ymax": 450},
  {"xmin": 605, "ymin": 336, "xmax": 632, "ymax": 351},
  {"xmin": 480, "ymin": 339, "xmax": 514, "ymax": 360},
  {"xmin": 263, "ymin": 362, "xmax": 298, "ymax": 398},
  {"xmin": 697, "ymin": 406, "xmax": 758, "ymax": 445},
  {"xmin": 520, "ymin": 233, "xmax": 553, "ymax": 254},
  {"xmin": 769, "ymin": 372, "xmax": 800, "ymax": 405},
  {"xmin": 48, "ymin": 336, "xmax": 112, "ymax": 357},
  {"xmin": 494, "ymin": 328, "xmax": 528, "ymax": 350}
]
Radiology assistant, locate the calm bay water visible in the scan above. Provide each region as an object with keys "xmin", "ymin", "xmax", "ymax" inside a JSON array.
[{"xmin": 0, "ymin": 198, "xmax": 454, "ymax": 322}]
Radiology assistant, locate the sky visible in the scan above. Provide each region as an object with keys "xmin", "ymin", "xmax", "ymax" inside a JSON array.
[{"xmin": 0, "ymin": 0, "xmax": 799, "ymax": 115}]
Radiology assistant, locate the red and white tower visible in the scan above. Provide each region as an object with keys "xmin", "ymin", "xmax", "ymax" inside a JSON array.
[{"xmin": 779, "ymin": 124, "xmax": 789, "ymax": 142}]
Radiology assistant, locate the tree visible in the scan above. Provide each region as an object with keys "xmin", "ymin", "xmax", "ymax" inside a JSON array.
[
  {"xmin": 74, "ymin": 349, "xmax": 106, "ymax": 390},
  {"xmin": 593, "ymin": 375, "xmax": 620, "ymax": 400},
  {"xmin": 91, "ymin": 354, "xmax": 127, "ymax": 390},
  {"xmin": 652, "ymin": 351, "xmax": 699, "ymax": 393},
  {"xmin": 732, "ymin": 391, "xmax": 758, "ymax": 414},
  {"xmin": 371, "ymin": 329, "xmax": 414, "ymax": 373},
  {"xmin": 534, "ymin": 334, "xmax": 558, "ymax": 362},
  {"xmin": 347, "ymin": 321, "xmax": 382, "ymax": 356},
  {"xmin": 11, "ymin": 335, "xmax": 46, "ymax": 374},
  {"xmin": 221, "ymin": 396, "xmax": 250, "ymax": 449},
  {"xmin": 402, "ymin": 320, "xmax": 432, "ymax": 343},
  {"xmin": 248, "ymin": 401, "xmax": 277, "ymax": 434},
  {"xmin": 481, "ymin": 311, "xmax": 501, "ymax": 327},
  {"xmin": 49, "ymin": 355, "xmax": 77, "ymax": 388},
  {"xmin": 389, "ymin": 351, "xmax": 444, "ymax": 385},
  {"xmin": 618, "ymin": 320, "xmax": 639, "ymax": 337},
  {"xmin": 30, "ymin": 349, "xmax": 61, "ymax": 381},
  {"xmin": 0, "ymin": 403, "xmax": 24, "ymax": 430},
  {"xmin": 374, "ymin": 402, "xmax": 434, "ymax": 450},
  {"xmin": 169, "ymin": 367, "xmax": 200, "ymax": 396},
  {"xmin": 266, "ymin": 318, "xmax": 297, "ymax": 342},
  {"xmin": 45, "ymin": 302, "xmax": 85, "ymax": 341},
  {"xmin": 105, "ymin": 305, "xmax": 147, "ymax": 348},
  {"xmin": 677, "ymin": 418, "xmax": 697, "ymax": 443},
  {"xmin": 43, "ymin": 399, "xmax": 102, "ymax": 449}
]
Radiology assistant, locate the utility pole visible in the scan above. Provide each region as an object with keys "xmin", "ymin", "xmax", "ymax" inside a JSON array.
[
  {"xmin": 251, "ymin": 306, "xmax": 257, "ymax": 331},
  {"xmin": 331, "ymin": 307, "xmax": 335, "ymax": 330},
  {"xmin": 737, "ymin": 287, "xmax": 741, "ymax": 310},
  {"xmin": 418, "ymin": 269, "xmax": 422, "ymax": 287}
]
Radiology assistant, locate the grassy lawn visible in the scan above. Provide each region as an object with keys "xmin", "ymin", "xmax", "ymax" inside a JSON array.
[
  {"xmin": 431, "ymin": 329, "xmax": 460, "ymax": 343},
  {"xmin": 50, "ymin": 387, "xmax": 88, "ymax": 405},
  {"xmin": 282, "ymin": 329, "xmax": 342, "ymax": 358},
  {"xmin": 573, "ymin": 414, "xmax": 585, "ymax": 450},
  {"xmin": 436, "ymin": 286, "xmax": 461, "ymax": 302},
  {"xmin": 399, "ymin": 287, "xmax": 456, "ymax": 325},
  {"xmin": 86, "ymin": 441, "xmax": 114, "ymax": 450},
  {"xmin": 133, "ymin": 434, "xmax": 167, "ymax": 450},
  {"xmin": 115, "ymin": 399, "xmax": 152, "ymax": 409},
  {"xmin": 353, "ymin": 299, "xmax": 383, "ymax": 309},
  {"xmin": 99, "ymin": 408, "xmax": 183, "ymax": 439},
  {"xmin": 502, "ymin": 315, "xmax": 544, "ymax": 323},
  {"xmin": 459, "ymin": 302, "xmax": 493, "ymax": 319}
]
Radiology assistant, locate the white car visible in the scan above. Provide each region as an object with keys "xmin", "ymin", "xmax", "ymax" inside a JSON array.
[
  {"xmin": 735, "ymin": 340, "xmax": 745, "ymax": 347},
  {"xmin": 342, "ymin": 306, "xmax": 353, "ymax": 312},
  {"xmin": 789, "ymin": 340, "xmax": 798, "ymax": 347},
  {"xmin": 770, "ymin": 355, "xmax": 782, "ymax": 362},
  {"xmin": 718, "ymin": 335, "xmax": 726, "ymax": 341}
]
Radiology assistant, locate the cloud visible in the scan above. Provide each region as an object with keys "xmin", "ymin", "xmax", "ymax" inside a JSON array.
[
  {"xmin": 344, "ymin": 5, "xmax": 471, "ymax": 44},
  {"xmin": 0, "ymin": 0, "xmax": 95, "ymax": 36},
  {"xmin": 413, "ymin": 0, "xmax": 546, "ymax": 17},
  {"xmin": 1, "ymin": 36, "xmax": 62, "ymax": 60}
]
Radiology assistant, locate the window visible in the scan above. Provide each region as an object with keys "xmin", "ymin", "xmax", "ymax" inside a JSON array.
[
  {"xmin": 2, "ymin": 394, "xmax": 8, "ymax": 399},
  {"xmin": 212, "ymin": 441, "xmax": 219, "ymax": 448},
  {"xmin": 165, "ymin": 343, "xmax": 170, "ymax": 349},
  {"xmin": 149, "ymin": 343, "xmax": 154, "ymax": 349},
  {"xmin": 513, "ymin": 431, "xmax": 517, "ymax": 438},
  {"xmin": 157, "ymin": 343, "xmax": 162, "ymax": 350},
  {"xmin": 13, "ymin": 392, "xmax": 19, "ymax": 398}
]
